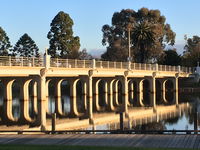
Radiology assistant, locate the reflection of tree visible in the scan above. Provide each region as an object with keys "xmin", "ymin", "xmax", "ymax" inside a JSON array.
[
  {"xmin": 164, "ymin": 117, "xmax": 179, "ymax": 125},
  {"xmin": 133, "ymin": 122, "xmax": 166, "ymax": 131}
]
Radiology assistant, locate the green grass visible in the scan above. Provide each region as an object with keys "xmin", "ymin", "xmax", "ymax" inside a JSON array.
[{"xmin": 0, "ymin": 145, "xmax": 198, "ymax": 150}]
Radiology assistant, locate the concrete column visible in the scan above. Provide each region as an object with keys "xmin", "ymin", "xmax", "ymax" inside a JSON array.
[
  {"xmin": 129, "ymin": 81, "xmax": 134, "ymax": 101},
  {"xmin": 3, "ymin": 79, "xmax": 16, "ymax": 122},
  {"xmin": 55, "ymin": 79, "xmax": 64, "ymax": 116},
  {"xmin": 136, "ymin": 79, "xmax": 144, "ymax": 107},
  {"xmin": 19, "ymin": 79, "xmax": 32, "ymax": 123},
  {"xmin": 37, "ymin": 72, "xmax": 47, "ymax": 130},
  {"xmin": 128, "ymin": 81, "xmax": 134, "ymax": 106},
  {"xmin": 104, "ymin": 81, "xmax": 108, "ymax": 106},
  {"xmin": 121, "ymin": 74, "xmax": 128, "ymax": 114},
  {"xmin": 172, "ymin": 75, "xmax": 179, "ymax": 106},
  {"xmin": 149, "ymin": 75, "xmax": 156, "ymax": 110},
  {"xmin": 113, "ymin": 80, "xmax": 119, "ymax": 106},
  {"xmin": 69, "ymin": 79, "xmax": 79, "ymax": 117},
  {"xmin": 32, "ymin": 81, "xmax": 38, "ymax": 115},
  {"xmin": 82, "ymin": 81, "xmax": 87, "ymax": 111},
  {"xmin": 87, "ymin": 72, "xmax": 93, "ymax": 123},
  {"xmin": 107, "ymin": 79, "xmax": 115, "ymax": 111},
  {"xmin": 45, "ymin": 79, "xmax": 51, "ymax": 115}
]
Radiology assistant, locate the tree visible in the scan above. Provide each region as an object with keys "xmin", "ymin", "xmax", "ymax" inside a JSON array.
[
  {"xmin": 78, "ymin": 48, "xmax": 93, "ymax": 60},
  {"xmin": 158, "ymin": 49, "xmax": 181, "ymax": 66},
  {"xmin": 182, "ymin": 36, "xmax": 200, "ymax": 67},
  {"xmin": 0, "ymin": 26, "xmax": 11, "ymax": 56},
  {"xmin": 12, "ymin": 33, "xmax": 39, "ymax": 57},
  {"xmin": 47, "ymin": 11, "xmax": 80, "ymax": 58},
  {"xmin": 101, "ymin": 8, "xmax": 176, "ymax": 63}
]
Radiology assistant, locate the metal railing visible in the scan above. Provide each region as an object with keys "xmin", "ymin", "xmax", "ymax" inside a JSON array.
[
  {"xmin": 0, "ymin": 56, "xmax": 194, "ymax": 73},
  {"xmin": 0, "ymin": 56, "xmax": 43, "ymax": 67}
]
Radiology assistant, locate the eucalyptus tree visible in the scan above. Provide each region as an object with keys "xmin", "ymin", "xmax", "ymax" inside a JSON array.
[
  {"xmin": 47, "ymin": 11, "xmax": 80, "ymax": 58},
  {"xmin": 101, "ymin": 8, "xmax": 176, "ymax": 63},
  {"xmin": 182, "ymin": 36, "xmax": 200, "ymax": 66}
]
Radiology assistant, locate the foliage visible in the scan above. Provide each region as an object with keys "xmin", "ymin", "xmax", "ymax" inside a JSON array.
[
  {"xmin": 47, "ymin": 11, "xmax": 80, "ymax": 58},
  {"xmin": 101, "ymin": 8, "xmax": 175, "ymax": 63},
  {"xmin": 78, "ymin": 48, "xmax": 93, "ymax": 60},
  {"xmin": 12, "ymin": 33, "xmax": 39, "ymax": 57},
  {"xmin": 182, "ymin": 35, "xmax": 200, "ymax": 67},
  {"xmin": 158, "ymin": 49, "xmax": 181, "ymax": 66},
  {"xmin": 0, "ymin": 26, "xmax": 11, "ymax": 56}
]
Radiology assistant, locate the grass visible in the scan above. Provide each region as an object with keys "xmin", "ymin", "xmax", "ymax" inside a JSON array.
[{"xmin": 0, "ymin": 145, "xmax": 198, "ymax": 150}]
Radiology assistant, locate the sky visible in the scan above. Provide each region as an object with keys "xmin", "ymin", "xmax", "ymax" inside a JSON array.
[{"xmin": 1, "ymin": 0, "xmax": 200, "ymax": 56}]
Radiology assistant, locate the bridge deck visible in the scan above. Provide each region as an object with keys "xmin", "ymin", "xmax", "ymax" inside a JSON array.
[{"xmin": 0, "ymin": 134, "xmax": 199, "ymax": 149}]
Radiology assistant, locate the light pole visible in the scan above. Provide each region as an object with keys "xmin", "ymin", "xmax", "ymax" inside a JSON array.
[{"xmin": 128, "ymin": 27, "xmax": 131, "ymax": 62}]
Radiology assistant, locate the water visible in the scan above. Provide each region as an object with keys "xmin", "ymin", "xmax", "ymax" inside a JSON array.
[{"xmin": 0, "ymin": 90, "xmax": 199, "ymax": 131}]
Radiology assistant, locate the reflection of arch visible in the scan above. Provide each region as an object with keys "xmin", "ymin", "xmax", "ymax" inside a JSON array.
[
  {"xmin": 107, "ymin": 79, "xmax": 117, "ymax": 111},
  {"xmin": 69, "ymin": 79, "xmax": 81, "ymax": 117},
  {"xmin": 136, "ymin": 79, "xmax": 150, "ymax": 107},
  {"xmin": 55, "ymin": 79, "xmax": 65, "ymax": 116},
  {"xmin": 19, "ymin": 79, "xmax": 34, "ymax": 123},
  {"xmin": 164, "ymin": 80, "xmax": 174, "ymax": 104},
  {"xmin": 94, "ymin": 79, "xmax": 103, "ymax": 111},
  {"xmin": 128, "ymin": 79, "xmax": 135, "ymax": 106},
  {"xmin": 113, "ymin": 80, "xmax": 120, "ymax": 107},
  {"xmin": 3, "ymin": 79, "xmax": 17, "ymax": 122}
]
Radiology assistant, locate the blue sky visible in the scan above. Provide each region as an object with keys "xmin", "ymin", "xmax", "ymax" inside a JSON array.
[{"xmin": 1, "ymin": 0, "xmax": 200, "ymax": 55}]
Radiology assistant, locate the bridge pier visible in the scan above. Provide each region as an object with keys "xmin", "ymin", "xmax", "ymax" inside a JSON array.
[
  {"xmin": 173, "ymin": 75, "xmax": 179, "ymax": 106},
  {"xmin": 87, "ymin": 71, "xmax": 93, "ymax": 123},
  {"xmin": 149, "ymin": 73, "xmax": 156, "ymax": 110},
  {"xmin": 36, "ymin": 73, "xmax": 47, "ymax": 130}
]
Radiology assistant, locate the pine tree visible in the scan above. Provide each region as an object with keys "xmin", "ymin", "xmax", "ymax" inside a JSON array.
[
  {"xmin": 47, "ymin": 11, "xmax": 80, "ymax": 58},
  {"xmin": 0, "ymin": 26, "xmax": 11, "ymax": 56},
  {"xmin": 13, "ymin": 33, "xmax": 39, "ymax": 57}
]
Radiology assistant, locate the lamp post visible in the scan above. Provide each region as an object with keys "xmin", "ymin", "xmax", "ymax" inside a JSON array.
[{"xmin": 128, "ymin": 27, "xmax": 131, "ymax": 62}]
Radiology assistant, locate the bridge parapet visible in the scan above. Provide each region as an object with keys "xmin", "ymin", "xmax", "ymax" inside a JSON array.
[{"xmin": 0, "ymin": 56, "xmax": 194, "ymax": 74}]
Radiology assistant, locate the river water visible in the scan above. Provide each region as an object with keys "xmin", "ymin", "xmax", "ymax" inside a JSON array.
[{"xmin": 0, "ymin": 88, "xmax": 199, "ymax": 131}]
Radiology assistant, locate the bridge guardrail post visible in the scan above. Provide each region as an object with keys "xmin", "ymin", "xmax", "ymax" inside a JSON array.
[
  {"xmin": 44, "ymin": 48, "xmax": 50, "ymax": 69},
  {"xmin": 92, "ymin": 59, "xmax": 96, "ymax": 69},
  {"xmin": 9, "ymin": 56, "xmax": 11, "ymax": 66},
  {"xmin": 127, "ymin": 61, "xmax": 131, "ymax": 70},
  {"xmin": 154, "ymin": 63, "xmax": 158, "ymax": 71},
  {"xmin": 178, "ymin": 65, "xmax": 181, "ymax": 73}
]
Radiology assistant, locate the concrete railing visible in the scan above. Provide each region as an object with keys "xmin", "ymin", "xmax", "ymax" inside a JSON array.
[{"xmin": 0, "ymin": 56, "xmax": 194, "ymax": 73}]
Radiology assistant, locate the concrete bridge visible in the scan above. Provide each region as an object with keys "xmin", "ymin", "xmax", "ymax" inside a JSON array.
[{"xmin": 0, "ymin": 54, "xmax": 194, "ymax": 130}]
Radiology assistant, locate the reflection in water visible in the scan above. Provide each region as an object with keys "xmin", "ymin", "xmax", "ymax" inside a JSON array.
[{"xmin": 0, "ymin": 84, "xmax": 200, "ymax": 131}]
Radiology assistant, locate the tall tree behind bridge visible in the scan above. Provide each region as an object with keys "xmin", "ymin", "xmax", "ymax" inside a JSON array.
[
  {"xmin": 101, "ymin": 8, "xmax": 176, "ymax": 63},
  {"xmin": 182, "ymin": 35, "xmax": 200, "ymax": 67},
  {"xmin": 12, "ymin": 33, "xmax": 39, "ymax": 57},
  {"xmin": 47, "ymin": 11, "xmax": 80, "ymax": 58},
  {"xmin": 0, "ymin": 26, "xmax": 11, "ymax": 56}
]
